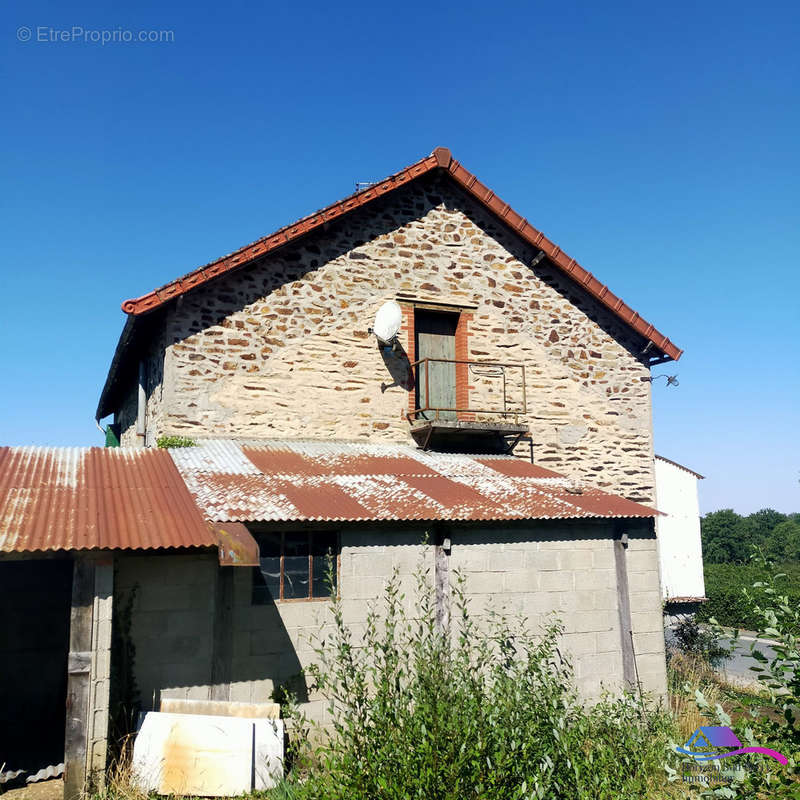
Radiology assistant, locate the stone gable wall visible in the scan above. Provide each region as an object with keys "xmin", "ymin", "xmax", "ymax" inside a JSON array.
[{"xmin": 121, "ymin": 175, "xmax": 656, "ymax": 502}]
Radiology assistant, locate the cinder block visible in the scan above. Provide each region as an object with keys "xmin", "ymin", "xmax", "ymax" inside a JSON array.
[
  {"xmin": 518, "ymin": 592, "xmax": 559, "ymax": 616},
  {"xmin": 339, "ymin": 575, "xmax": 388, "ymax": 601},
  {"xmin": 559, "ymin": 590, "xmax": 595, "ymax": 613},
  {"xmin": 637, "ymin": 668, "xmax": 667, "ymax": 697},
  {"xmin": 502, "ymin": 571, "xmax": 537, "ymax": 594},
  {"xmin": 591, "ymin": 547, "xmax": 615, "ymax": 570},
  {"xmin": 628, "ymin": 571, "xmax": 658, "ymax": 593},
  {"xmin": 577, "ymin": 652, "xmax": 620, "ymax": 679},
  {"xmin": 229, "ymin": 682, "xmax": 253, "ymax": 703},
  {"xmin": 630, "ymin": 610, "xmax": 663, "ymax": 634},
  {"xmin": 592, "ymin": 589, "xmax": 618, "ymax": 611},
  {"xmin": 350, "ymin": 551, "xmax": 395, "ymax": 577},
  {"xmin": 539, "ymin": 570, "xmax": 573, "ymax": 592},
  {"xmin": 596, "ymin": 628, "xmax": 621, "ymax": 653},
  {"xmin": 627, "ymin": 549, "xmax": 659, "ymax": 573},
  {"xmin": 632, "ymin": 631, "xmax": 666, "ymax": 655},
  {"xmin": 526, "ymin": 550, "xmax": 561, "ymax": 571},
  {"xmin": 185, "ymin": 685, "xmax": 212, "ymax": 701},
  {"xmin": 250, "ymin": 631, "xmax": 287, "ymax": 657},
  {"xmin": 339, "ymin": 598, "xmax": 370, "ymax": 623},
  {"xmin": 487, "ymin": 549, "xmax": 523, "ymax": 572},
  {"xmin": 465, "ymin": 571, "xmax": 503, "ymax": 595},
  {"xmin": 559, "ymin": 550, "xmax": 593, "ymax": 570},
  {"xmin": 573, "ymin": 569, "xmax": 614, "ymax": 590},
  {"xmin": 562, "ymin": 632, "xmax": 597, "ymax": 656},
  {"xmin": 629, "ymin": 589, "xmax": 661, "ymax": 608},
  {"xmin": 567, "ymin": 609, "xmax": 615, "ymax": 634},
  {"xmin": 274, "ymin": 601, "xmax": 328, "ymax": 629},
  {"xmin": 452, "ymin": 548, "xmax": 489, "ymax": 573},
  {"xmin": 391, "ymin": 546, "xmax": 428, "ymax": 575},
  {"xmin": 633, "ymin": 651, "xmax": 667, "ymax": 677}
]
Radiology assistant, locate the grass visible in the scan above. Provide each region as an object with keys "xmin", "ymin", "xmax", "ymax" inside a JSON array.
[{"xmin": 85, "ymin": 657, "xmax": 778, "ymax": 800}]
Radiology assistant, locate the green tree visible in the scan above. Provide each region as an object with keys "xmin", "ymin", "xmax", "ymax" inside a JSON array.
[
  {"xmin": 701, "ymin": 509, "xmax": 747, "ymax": 563},
  {"xmin": 766, "ymin": 519, "xmax": 800, "ymax": 561},
  {"xmin": 741, "ymin": 508, "xmax": 788, "ymax": 549}
]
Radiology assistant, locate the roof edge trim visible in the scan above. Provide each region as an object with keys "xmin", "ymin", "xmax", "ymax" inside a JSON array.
[{"xmin": 106, "ymin": 146, "xmax": 680, "ymax": 413}]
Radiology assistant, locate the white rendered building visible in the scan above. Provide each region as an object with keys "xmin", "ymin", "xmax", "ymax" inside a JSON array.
[{"xmin": 654, "ymin": 455, "xmax": 707, "ymax": 607}]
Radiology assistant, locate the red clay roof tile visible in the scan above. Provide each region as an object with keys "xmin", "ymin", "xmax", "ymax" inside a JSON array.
[{"xmin": 119, "ymin": 147, "xmax": 681, "ymax": 362}]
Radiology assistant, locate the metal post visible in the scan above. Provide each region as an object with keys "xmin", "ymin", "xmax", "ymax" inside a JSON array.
[
  {"xmin": 521, "ymin": 365, "xmax": 527, "ymax": 415},
  {"xmin": 425, "ymin": 359, "xmax": 430, "ymax": 413}
]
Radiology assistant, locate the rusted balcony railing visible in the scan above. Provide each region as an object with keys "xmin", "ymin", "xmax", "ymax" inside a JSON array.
[{"xmin": 407, "ymin": 358, "xmax": 527, "ymax": 423}]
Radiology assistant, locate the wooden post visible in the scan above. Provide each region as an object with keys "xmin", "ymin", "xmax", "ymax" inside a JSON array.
[
  {"xmin": 613, "ymin": 532, "xmax": 636, "ymax": 688},
  {"xmin": 211, "ymin": 566, "xmax": 234, "ymax": 701},
  {"xmin": 64, "ymin": 557, "xmax": 95, "ymax": 800},
  {"xmin": 434, "ymin": 528, "xmax": 451, "ymax": 633}
]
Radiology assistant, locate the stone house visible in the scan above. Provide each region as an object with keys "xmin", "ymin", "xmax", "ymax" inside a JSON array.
[{"xmin": 0, "ymin": 148, "xmax": 683, "ymax": 797}]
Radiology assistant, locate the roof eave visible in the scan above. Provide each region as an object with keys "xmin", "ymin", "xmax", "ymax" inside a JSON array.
[
  {"xmin": 95, "ymin": 315, "xmax": 137, "ymax": 421},
  {"xmin": 101, "ymin": 146, "xmax": 681, "ymax": 411}
]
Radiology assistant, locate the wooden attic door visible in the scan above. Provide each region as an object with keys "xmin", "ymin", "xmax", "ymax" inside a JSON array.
[{"xmin": 415, "ymin": 310, "xmax": 458, "ymax": 420}]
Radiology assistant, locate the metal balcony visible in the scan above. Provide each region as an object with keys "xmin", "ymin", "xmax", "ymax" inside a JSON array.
[{"xmin": 406, "ymin": 358, "xmax": 529, "ymax": 452}]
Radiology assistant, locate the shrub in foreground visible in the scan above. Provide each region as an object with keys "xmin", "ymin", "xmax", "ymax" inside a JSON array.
[{"xmin": 280, "ymin": 566, "xmax": 676, "ymax": 800}]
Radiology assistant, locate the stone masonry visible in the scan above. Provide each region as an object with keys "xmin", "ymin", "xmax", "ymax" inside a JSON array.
[{"xmin": 118, "ymin": 173, "xmax": 657, "ymax": 503}]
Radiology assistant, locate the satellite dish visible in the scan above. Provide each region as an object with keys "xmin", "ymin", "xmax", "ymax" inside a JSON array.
[{"xmin": 371, "ymin": 301, "xmax": 402, "ymax": 345}]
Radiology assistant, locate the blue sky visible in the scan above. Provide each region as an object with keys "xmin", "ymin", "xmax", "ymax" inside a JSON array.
[{"xmin": 1, "ymin": 0, "xmax": 797, "ymax": 514}]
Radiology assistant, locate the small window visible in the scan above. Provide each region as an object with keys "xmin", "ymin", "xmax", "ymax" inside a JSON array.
[{"xmin": 252, "ymin": 531, "xmax": 338, "ymax": 604}]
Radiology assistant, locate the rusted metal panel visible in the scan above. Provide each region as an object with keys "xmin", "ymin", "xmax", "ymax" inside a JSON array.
[
  {"xmin": 474, "ymin": 458, "xmax": 561, "ymax": 478},
  {"xmin": 212, "ymin": 522, "xmax": 260, "ymax": 567},
  {"xmin": 0, "ymin": 442, "xmax": 658, "ymax": 554},
  {"xmin": 170, "ymin": 440, "xmax": 658, "ymax": 524},
  {"xmin": 0, "ymin": 447, "xmax": 216, "ymax": 553}
]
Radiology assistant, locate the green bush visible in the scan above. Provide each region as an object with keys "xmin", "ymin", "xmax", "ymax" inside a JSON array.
[
  {"xmin": 669, "ymin": 616, "xmax": 732, "ymax": 667},
  {"xmin": 155, "ymin": 435, "xmax": 196, "ymax": 448},
  {"xmin": 698, "ymin": 562, "xmax": 800, "ymax": 630},
  {"xmin": 278, "ymin": 566, "xmax": 676, "ymax": 800},
  {"xmin": 691, "ymin": 556, "xmax": 800, "ymax": 797}
]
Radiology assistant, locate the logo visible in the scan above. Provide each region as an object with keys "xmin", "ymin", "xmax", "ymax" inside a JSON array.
[{"xmin": 676, "ymin": 726, "xmax": 787, "ymax": 765}]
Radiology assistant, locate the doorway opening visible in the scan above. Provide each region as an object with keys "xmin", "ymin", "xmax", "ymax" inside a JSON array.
[
  {"xmin": 0, "ymin": 559, "xmax": 72, "ymax": 785},
  {"xmin": 414, "ymin": 309, "xmax": 459, "ymax": 421}
]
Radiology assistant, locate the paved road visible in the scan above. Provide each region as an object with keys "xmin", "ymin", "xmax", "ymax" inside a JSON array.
[
  {"xmin": 665, "ymin": 626, "xmax": 784, "ymax": 687},
  {"xmin": 717, "ymin": 631, "xmax": 780, "ymax": 686}
]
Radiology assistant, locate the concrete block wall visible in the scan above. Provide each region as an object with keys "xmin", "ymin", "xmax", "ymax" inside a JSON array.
[
  {"xmin": 86, "ymin": 559, "xmax": 114, "ymax": 784},
  {"xmin": 116, "ymin": 521, "xmax": 665, "ymax": 731},
  {"xmin": 117, "ymin": 534, "xmax": 432, "ymax": 724},
  {"xmin": 118, "ymin": 174, "xmax": 658, "ymax": 503},
  {"xmin": 228, "ymin": 529, "xmax": 431, "ymax": 723},
  {"xmin": 624, "ymin": 535, "xmax": 668, "ymax": 694},
  {"xmin": 450, "ymin": 521, "xmax": 666, "ymax": 699},
  {"xmin": 115, "ymin": 553, "xmax": 217, "ymax": 709}
]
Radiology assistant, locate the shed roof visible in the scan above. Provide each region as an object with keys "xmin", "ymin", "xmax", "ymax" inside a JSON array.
[
  {"xmin": 655, "ymin": 454, "xmax": 705, "ymax": 480},
  {"xmin": 96, "ymin": 147, "xmax": 681, "ymax": 420},
  {"xmin": 0, "ymin": 441, "xmax": 657, "ymax": 554},
  {"xmin": 0, "ymin": 446, "xmax": 215, "ymax": 553},
  {"xmin": 170, "ymin": 440, "xmax": 658, "ymax": 524}
]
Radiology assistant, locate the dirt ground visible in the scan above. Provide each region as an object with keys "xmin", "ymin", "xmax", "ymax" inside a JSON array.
[{"xmin": 1, "ymin": 779, "xmax": 63, "ymax": 800}]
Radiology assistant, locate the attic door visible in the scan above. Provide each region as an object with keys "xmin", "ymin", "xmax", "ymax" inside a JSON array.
[{"xmin": 415, "ymin": 310, "xmax": 458, "ymax": 420}]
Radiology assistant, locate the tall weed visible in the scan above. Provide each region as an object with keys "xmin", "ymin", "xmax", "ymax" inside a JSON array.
[{"xmin": 280, "ymin": 565, "xmax": 676, "ymax": 800}]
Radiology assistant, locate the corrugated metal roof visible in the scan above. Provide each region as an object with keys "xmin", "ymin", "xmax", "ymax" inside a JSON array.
[
  {"xmin": 0, "ymin": 447, "xmax": 216, "ymax": 553},
  {"xmin": 170, "ymin": 440, "xmax": 657, "ymax": 524}
]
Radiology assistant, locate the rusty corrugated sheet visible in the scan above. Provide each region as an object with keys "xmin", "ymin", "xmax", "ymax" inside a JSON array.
[
  {"xmin": 0, "ymin": 446, "xmax": 216, "ymax": 553},
  {"xmin": 169, "ymin": 440, "xmax": 658, "ymax": 524}
]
